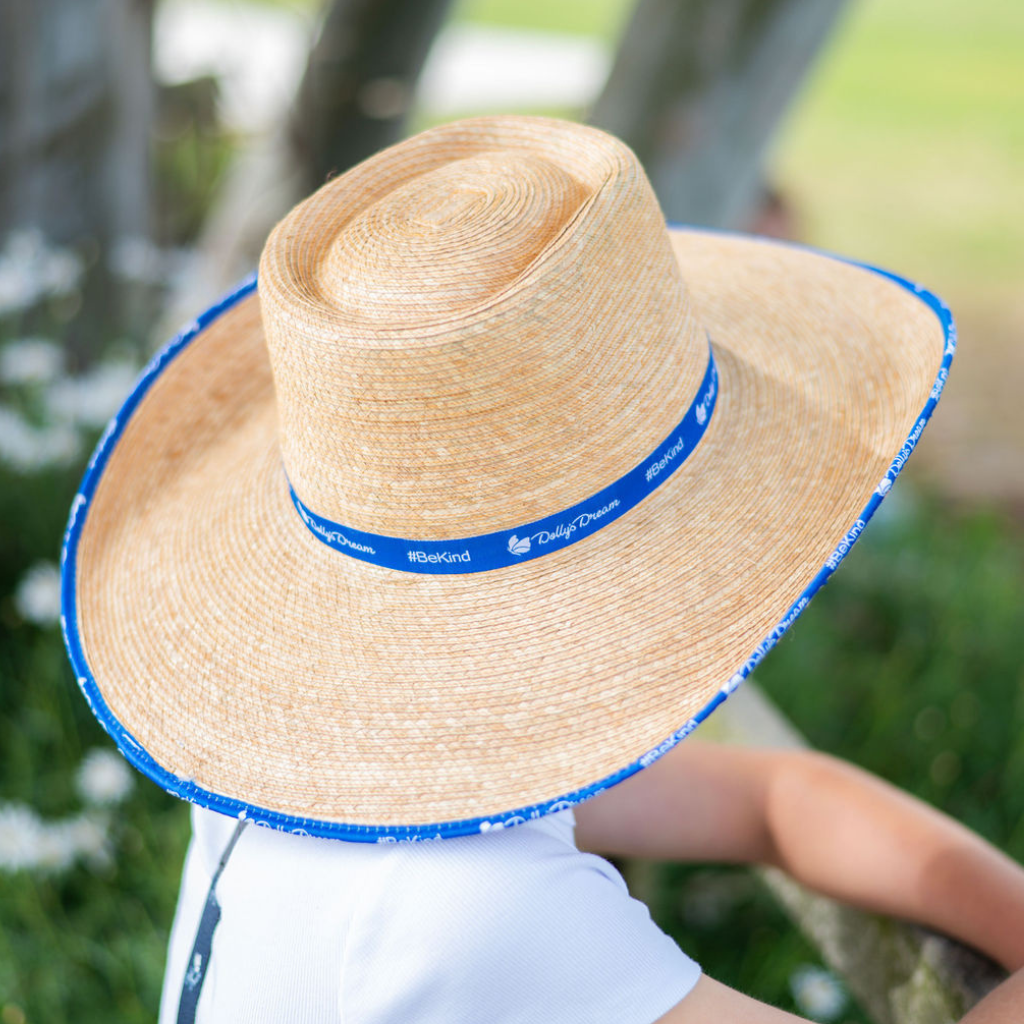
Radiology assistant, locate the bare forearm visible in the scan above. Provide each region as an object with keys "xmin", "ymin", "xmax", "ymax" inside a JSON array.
[
  {"xmin": 961, "ymin": 966, "xmax": 1024, "ymax": 1024},
  {"xmin": 762, "ymin": 750, "xmax": 1024, "ymax": 971}
]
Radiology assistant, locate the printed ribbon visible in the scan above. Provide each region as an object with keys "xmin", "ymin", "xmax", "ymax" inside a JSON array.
[{"xmin": 291, "ymin": 340, "xmax": 718, "ymax": 574}]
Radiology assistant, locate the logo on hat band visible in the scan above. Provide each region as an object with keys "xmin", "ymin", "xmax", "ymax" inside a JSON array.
[{"xmin": 289, "ymin": 340, "xmax": 718, "ymax": 573}]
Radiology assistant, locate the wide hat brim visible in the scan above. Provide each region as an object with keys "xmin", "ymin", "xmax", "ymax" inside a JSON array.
[{"xmin": 62, "ymin": 228, "xmax": 953, "ymax": 841}]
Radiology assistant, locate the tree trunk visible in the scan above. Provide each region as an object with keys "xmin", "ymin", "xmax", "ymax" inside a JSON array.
[
  {"xmin": 291, "ymin": 0, "xmax": 455, "ymax": 192},
  {"xmin": 0, "ymin": 0, "xmax": 154, "ymax": 358},
  {"xmin": 589, "ymin": 0, "xmax": 848, "ymax": 228},
  {"xmin": 160, "ymin": 0, "xmax": 455, "ymax": 333},
  {"xmin": 0, "ymin": 0, "xmax": 152, "ymax": 245}
]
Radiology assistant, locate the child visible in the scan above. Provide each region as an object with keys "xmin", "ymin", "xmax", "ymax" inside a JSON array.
[{"xmin": 62, "ymin": 116, "xmax": 1024, "ymax": 1022}]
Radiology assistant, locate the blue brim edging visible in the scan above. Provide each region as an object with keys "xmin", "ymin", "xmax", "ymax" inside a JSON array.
[{"xmin": 60, "ymin": 238, "xmax": 955, "ymax": 844}]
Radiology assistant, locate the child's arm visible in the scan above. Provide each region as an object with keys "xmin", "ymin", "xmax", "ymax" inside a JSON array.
[
  {"xmin": 574, "ymin": 739, "xmax": 1024, "ymax": 971},
  {"xmin": 650, "ymin": 968, "xmax": 1024, "ymax": 1023}
]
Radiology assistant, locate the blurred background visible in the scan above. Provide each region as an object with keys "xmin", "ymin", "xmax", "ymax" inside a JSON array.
[{"xmin": 0, "ymin": 0, "xmax": 1021, "ymax": 1020}]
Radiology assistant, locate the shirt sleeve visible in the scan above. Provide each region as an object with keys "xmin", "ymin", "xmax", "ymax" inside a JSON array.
[{"xmin": 340, "ymin": 826, "xmax": 701, "ymax": 1024}]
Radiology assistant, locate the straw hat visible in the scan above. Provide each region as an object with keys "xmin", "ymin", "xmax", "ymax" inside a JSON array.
[{"xmin": 61, "ymin": 116, "xmax": 954, "ymax": 841}]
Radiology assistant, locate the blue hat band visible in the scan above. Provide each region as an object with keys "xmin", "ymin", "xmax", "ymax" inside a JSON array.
[{"xmin": 289, "ymin": 339, "xmax": 718, "ymax": 574}]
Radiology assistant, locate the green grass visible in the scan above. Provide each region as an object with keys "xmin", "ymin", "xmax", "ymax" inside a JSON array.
[
  {"xmin": 453, "ymin": 0, "xmax": 632, "ymax": 38},
  {"xmin": 772, "ymin": 0, "xmax": 1024, "ymax": 296}
]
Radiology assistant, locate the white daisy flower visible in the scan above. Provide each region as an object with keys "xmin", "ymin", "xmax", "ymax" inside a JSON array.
[
  {"xmin": 0, "ymin": 261, "xmax": 35, "ymax": 316},
  {"xmin": 0, "ymin": 802, "xmax": 113, "ymax": 875},
  {"xmin": 108, "ymin": 235, "xmax": 166, "ymax": 285},
  {"xmin": 0, "ymin": 338, "xmax": 64, "ymax": 386},
  {"xmin": 62, "ymin": 812, "xmax": 113, "ymax": 868},
  {"xmin": 76, "ymin": 748, "xmax": 134, "ymax": 807},
  {"xmin": 14, "ymin": 561, "xmax": 62, "ymax": 627},
  {"xmin": 789, "ymin": 965, "xmax": 847, "ymax": 1022},
  {"xmin": 0, "ymin": 803, "xmax": 47, "ymax": 872},
  {"xmin": 0, "ymin": 405, "xmax": 81, "ymax": 472},
  {"xmin": 45, "ymin": 359, "xmax": 138, "ymax": 430},
  {"xmin": 0, "ymin": 228, "xmax": 83, "ymax": 316},
  {"xmin": 108, "ymin": 235, "xmax": 195, "ymax": 288},
  {"xmin": 34, "ymin": 820, "xmax": 80, "ymax": 872}
]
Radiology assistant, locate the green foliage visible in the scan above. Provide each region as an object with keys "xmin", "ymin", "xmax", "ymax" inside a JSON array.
[
  {"xmin": 0, "ymin": 457, "xmax": 189, "ymax": 1024},
  {"xmin": 652, "ymin": 865, "xmax": 870, "ymax": 1022},
  {"xmin": 641, "ymin": 489, "xmax": 1024, "ymax": 1019},
  {"xmin": 0, "ymin": 271, "xmax": 191, "ymax": 1021},
  {"xmin": 153, "ymin": 77, "xmax": 237, "ymax": 246},
  {"xmin": 757, "ymin": 490, "xmax": 1024, "ymax": 859}
]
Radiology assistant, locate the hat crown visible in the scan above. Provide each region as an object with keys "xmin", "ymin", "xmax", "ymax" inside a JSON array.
[
  {"xmin": 258, "ymin": 116, "xmax": 708, "ymax": 540},
  {"xmin": 317, "ymin": 153, "xmax": 590, "ymax": 323}
]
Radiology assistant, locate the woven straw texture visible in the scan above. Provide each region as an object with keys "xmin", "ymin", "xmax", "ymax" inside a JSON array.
[{"xmin": 71, "ymin": 117, "xmax": 945, "ymax": 829}]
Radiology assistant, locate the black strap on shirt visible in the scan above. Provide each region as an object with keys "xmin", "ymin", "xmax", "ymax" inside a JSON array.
[{"xmin": 177, "ymin": 817, "xmax": 250, "ymax": 1024}]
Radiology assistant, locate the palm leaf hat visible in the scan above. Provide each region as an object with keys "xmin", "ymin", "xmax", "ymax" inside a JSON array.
[{"xmin": 61, "ymin": 117, "xmax": 954, "ymax": 841}]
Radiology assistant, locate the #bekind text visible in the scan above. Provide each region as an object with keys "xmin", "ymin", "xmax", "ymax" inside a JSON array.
[
  {"xmin": 407, "ymin": 549, "xmax": 471, "ymax": 565},
  {"xmin": 646, "ymin": 437, "xmax": 684, "ymax": 483},
  {"xmin": 824, "ymin": 519, "xmax": 865, "ymax": 571},
  {"xmin": 639, "ymin": 716, "xmax": 701, "ymax": 767}
]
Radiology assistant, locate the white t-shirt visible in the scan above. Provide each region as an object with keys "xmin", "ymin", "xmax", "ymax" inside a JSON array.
[{"xmin": 159, "ymin": 804, "xmax": 701, "ymax": 1023}]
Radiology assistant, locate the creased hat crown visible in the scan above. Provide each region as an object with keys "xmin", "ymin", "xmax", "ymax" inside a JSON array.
[{"xmin": 257, "ymin": 116, "xmax": 709, "ymax": 540}]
